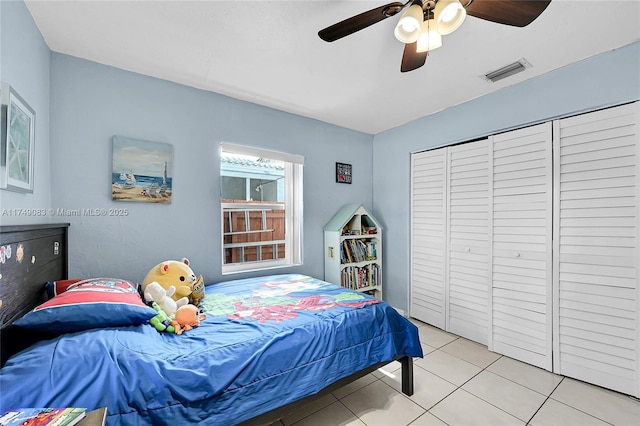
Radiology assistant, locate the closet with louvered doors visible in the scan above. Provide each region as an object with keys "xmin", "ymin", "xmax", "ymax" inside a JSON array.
[
  {"xmin": 488, "ymin": 122, "xmax": 554, "ymax": 371},
  {"xmin": 410, "ymin": 147, "xmax": 447, "ymax": 329},
  {"xmin": 410, "ymin": 140, "xmax": 490, "ymax": 344},
  {"xmin": 411, "ymin": 128, "xmax": 550, "ymax": 358},
  {"xmin": 410, "ymin": 102, "xmax": 639, "ymax": 397},
  {"xmin": 447, "ymin": 140, "xmax": 491, "ymax": 344},
  {"xmin": 552, "ymin": 102, "xmax": 639, "ymax": 398}
]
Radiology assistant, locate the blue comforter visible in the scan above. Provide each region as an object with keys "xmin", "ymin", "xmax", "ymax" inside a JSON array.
[{"xmin": 0, "ymin": 274, "xmax": 422, "ymax": 425}]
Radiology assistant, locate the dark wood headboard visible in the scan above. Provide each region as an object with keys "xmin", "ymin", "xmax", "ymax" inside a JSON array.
[{"xmin": 0, "ymin": 223, "xmax": 69, "ymax": 365}]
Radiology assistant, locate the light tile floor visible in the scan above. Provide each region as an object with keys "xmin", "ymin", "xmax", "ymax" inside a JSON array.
[{"xmin": 268, "ymin": 320, "xmax": 640, "ymax": 426}]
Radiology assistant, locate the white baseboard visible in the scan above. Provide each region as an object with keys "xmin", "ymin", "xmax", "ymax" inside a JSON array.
[{"xmin": 392, "ymin": 306, "xmax": 406, "ymax": 317}]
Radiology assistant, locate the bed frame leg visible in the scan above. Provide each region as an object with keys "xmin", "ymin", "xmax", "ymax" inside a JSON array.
[{"xmin": 400, "ymin": 356, "xmax": 414, "ymax": 396}]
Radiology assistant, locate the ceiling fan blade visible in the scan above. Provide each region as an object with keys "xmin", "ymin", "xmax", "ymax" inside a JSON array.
[
  {"xmin": 465, "ymin": 0, "xmax": 552, "ymax": 27},
  {"xmin": 401, "ymin": 42, "xmax": 427, "ymax": 73},
  {"xmin": 318, "ymin": 2, "xmax": 405, "ymax": 42}
]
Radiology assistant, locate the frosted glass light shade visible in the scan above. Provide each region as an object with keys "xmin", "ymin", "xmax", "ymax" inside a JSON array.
[
  {"xmin": 394, "ymin": 4, "xmax": 424, "ymax": 43},
  {"xmin": 416, "ymin": 20, "xmax": 443, "ymax": 52},
  {"xmin": 435, "ymin": 0, "xmax": 466, "ymax": 35}
]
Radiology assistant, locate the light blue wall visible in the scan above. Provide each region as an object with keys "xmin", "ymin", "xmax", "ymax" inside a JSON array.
[
  {"xmin": 0, "ymin": 0, "xmax": 51, "ymax": 222},
  {"xmin": 373, "ymin": 41, "xmax": 640, "ymax": 312},
  {"xmin": 49, "ymin": 53, "xmax": 373, "ymax": 284}
]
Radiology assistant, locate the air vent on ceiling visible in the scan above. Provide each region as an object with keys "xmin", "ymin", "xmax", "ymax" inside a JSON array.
[{"xmin": 484, "ymin": 58, "xmax": 531, "ymax": 83}]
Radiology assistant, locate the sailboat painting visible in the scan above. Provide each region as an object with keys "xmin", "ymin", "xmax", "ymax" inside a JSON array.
[{"xmin": 112, "ymin": 135, "xmax": 173, "ymax": 203}]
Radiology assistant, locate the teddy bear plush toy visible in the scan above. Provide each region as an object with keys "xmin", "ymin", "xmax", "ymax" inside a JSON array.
[
  {"xmin": 142, "ymin": 258, "xmax": 205, "ymax": 306},
  {"xmin": 143, "ymin": 281, "xmax": 188, "ymax": 317}
]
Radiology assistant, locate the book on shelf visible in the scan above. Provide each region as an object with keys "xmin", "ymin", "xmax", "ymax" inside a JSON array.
[
  {"xmin": 0, "ymin": 407, "xmax": 86, "ymax": 426},
  {"xmin": 365, "ymin": 241, "xmax": 377, "ymax": 260},
  {"xmin": 340, "ymin": 263, "xmax": 381, "ymax": 290},
  {"xmin": 340, "ymin": 239, "xmax": 375, "ymax": 264}
]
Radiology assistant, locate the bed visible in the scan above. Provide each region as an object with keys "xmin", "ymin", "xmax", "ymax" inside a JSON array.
[{"xmin": 0, "ymin": 224, "xmax": 423, "ymax": 425}]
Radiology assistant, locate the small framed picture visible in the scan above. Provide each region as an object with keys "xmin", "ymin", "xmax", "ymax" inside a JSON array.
[
  {"xmin": 112, "ymin": 135, "xmax": 173, "ymax": 203},
  {"xmin": 336, "ymin": 162, "xmax": 352, "ymax": 184},
  {"xmin": 1, "ymin": 83, "xmax": 36, "ymax": 193}
]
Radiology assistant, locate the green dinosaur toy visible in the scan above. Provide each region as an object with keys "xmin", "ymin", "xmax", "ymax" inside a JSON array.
[{"xmin": 149, "ymin": 301, "xmax": 176, "ymax": 333}]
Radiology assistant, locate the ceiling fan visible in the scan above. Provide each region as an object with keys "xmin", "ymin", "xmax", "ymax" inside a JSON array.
[{"xmin": 318, "ymin": 0, "xmax": 552, "ymax": 72}]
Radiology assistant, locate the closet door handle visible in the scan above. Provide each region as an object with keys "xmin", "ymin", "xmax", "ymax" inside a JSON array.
[
  {"xmin": 466, "ymin": 248, "xmax": 471, "ymax": 253},
  {"xmin": 514, "ymin": 252, "xmax": 521, "ymax": 258}
]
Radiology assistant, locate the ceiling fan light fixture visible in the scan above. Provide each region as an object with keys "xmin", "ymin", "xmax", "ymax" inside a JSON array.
[
  {"xmin": 394, "ymin": 4, "xmax": 424, "ymax": 43},
  {"xmin": 416, "ymin": 19, "xmax": 442, "ymax": 52},
  {"xmin": 434, "ymin": 0, "xmax": 466, "ymax": 35}
]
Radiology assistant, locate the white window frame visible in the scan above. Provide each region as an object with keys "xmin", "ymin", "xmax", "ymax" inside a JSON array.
[{"xmin": 220, "ymin": 143, "xmax": 303, "ymax": 274}]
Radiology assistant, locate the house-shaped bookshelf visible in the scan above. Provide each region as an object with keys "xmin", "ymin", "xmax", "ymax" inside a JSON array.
[{"xmin": 324, "ymin": 204, "xmax": 382, "ymax": 298}]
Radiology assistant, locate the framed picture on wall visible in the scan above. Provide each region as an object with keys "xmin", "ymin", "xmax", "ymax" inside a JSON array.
[
  {"xmin": 336, "ymin": 162, "xmax": 352, "ymax": 184},
  {"xmin": 112, "ymin": 135, "xmax": 173, "ymax": 203},
  {"xmin": 0, "ymin": 83, "xmax": 36, "ymax": 193}
]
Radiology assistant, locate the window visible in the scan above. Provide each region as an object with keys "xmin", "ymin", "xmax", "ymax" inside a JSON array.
[{"xmin": 220, "ymin": 143, "xmax": 303, "ymax": 274}]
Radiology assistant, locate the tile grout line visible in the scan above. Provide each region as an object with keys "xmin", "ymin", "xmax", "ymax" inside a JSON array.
[
  {"xmin": 371, "ymin": 372, "xmax": 428, "ymax": 425},
  {"xmin": 524, "ymin": 376, "xmax": 565, "ymax": 425},
  {"xmin": 424, "ymin": 331, "xmax": 628, "ymax": 425},
  {"xmin": 535, "ymin": 378, "xmax": 620, "ymax": 426},
  {"xmin": 423, "ymin": 328, "xmax": 570, "ymax": 401},
  {"xmin": 400, "ymin": 344, "xmax": 500, "ymax": 424},
  {"xmin": 406, "ymin": 325, "xmax": 640, "ymax": 425},
  {"xmin": 425, "ymin": 342, "xmax": 556, "ymax": 424},
  {"xmin": 336, "ymin": 396, "xmax": 363, "ymax": 425},
  {"xmin": 297, "ymin": 324, "xmax": 638, "ymax": 426},
  {"xmin": 286, "ymin": 388, "xmax": 350, "ymax": 425},
  {"xmin": 438, "ymin": 352, "xmax": 532, "ymax": 424}
]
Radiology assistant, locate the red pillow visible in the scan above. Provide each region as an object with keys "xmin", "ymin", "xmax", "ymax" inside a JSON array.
[
  {"xmin": 46, "ymin": 279, "xmax": 82, "ymax": 298},
  {"xmin": 18, "ymin": 278, "xmax": 156, "ymax": 333},
  {"xmin": 46, "ymin": 278, "xmax": 142, "ymax": 299}
]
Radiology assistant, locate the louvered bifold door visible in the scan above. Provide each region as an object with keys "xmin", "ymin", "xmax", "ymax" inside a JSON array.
[
  {"xmin": 447, "ymin": 140, "xmax": 490, "ymax": 344},
  {"xmin": 489, "ymin": 122, "xmax": 553, "ymax": 371},
  {"xmin": 553, "ymin": 102, "xmax": 639, "ymax": 397},
  {"xmin": 411, "ymin": 148, "xmax": 447, "ymax": 328}
]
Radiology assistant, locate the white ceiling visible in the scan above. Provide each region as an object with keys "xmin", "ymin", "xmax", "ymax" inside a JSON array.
[{"xmin": 25, "ymin": 0, "xmax": 640, "ymax": 134}]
